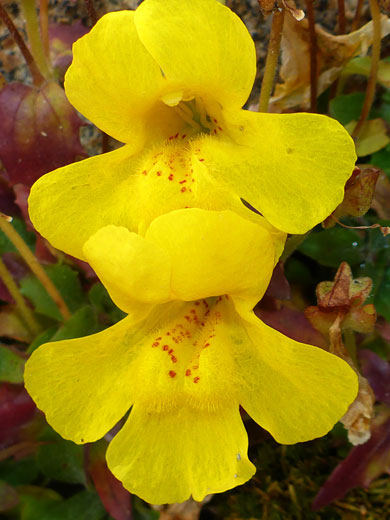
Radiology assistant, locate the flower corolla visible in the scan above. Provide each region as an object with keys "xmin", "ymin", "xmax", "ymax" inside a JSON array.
[
  {"xmin": 24, "ymin": 209, "xmax": 358, "ymax": 504},
  {"xmin": 28, "ymin": 0, "xmax": 357, "ymax": 261}
]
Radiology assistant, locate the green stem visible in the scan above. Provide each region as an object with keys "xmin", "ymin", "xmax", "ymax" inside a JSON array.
[
  {"xmin": 0, "ymin": 256, "xmax": 41, "ymax": 336},
  {"xmin": 0, "ymin": 216, "xmax": 71, "ymax": 321},
  {"xmin": 20, "ymin": 0, "xmax": 51, "ymax": 79},
  {"xmin": 352, "ymin": 0, "xmax": 381, "ymax": 140},
  {"xmin": 0, "ymin": 2, "xmax": 44, "ymax": 86},
  {"xmin": 258, "ymin": 6, "xmax": 285, "ymax": 113},
  {"xmin": 280, "ymin": 232, "xmax": 310, "ymax": 263},
  {"xmin": 39, "ymin": 0, "xmax": 50, "ymax": 63}
]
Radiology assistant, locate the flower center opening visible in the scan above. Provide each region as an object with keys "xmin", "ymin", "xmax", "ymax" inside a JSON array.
[{"xmin": 171, "ymin": 98, "xmax": 224, "ymax": 138}]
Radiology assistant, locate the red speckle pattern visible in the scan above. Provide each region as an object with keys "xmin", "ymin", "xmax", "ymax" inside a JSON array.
[
  {"xmin": 139, "ymin": 143, "xmax": 196, "ymax": 196},
  {"xmin": 149, "ymin": 297, "xmax": 225, "ymax": 383}
]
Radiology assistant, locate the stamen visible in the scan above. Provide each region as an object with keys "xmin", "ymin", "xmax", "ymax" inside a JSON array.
[{"xmin": 172, "ymin": 105, "xmax": 201, "ymax": 131}]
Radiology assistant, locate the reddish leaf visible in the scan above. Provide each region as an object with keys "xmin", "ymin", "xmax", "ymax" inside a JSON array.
[
  {"xmin": 0, "ymin": 172, "xmax": 20, "ymax": 217},
  {"xmin": 312, "ymin": 408, "xmax": 390, "ymax": 510},
  {"xmin": 255, "ymin": 304, "xmax": 327, "ymax": 348},
  {"xmin": 0, "ymin": 383, "xmax": 36, "ymax": 445},
  {"xmin": 0, "ymin": 81, "xmax": 86, "ymax": 187},
  {"xmin": 263, "ymin": 262, "xmax": 291, "ymax": 301},
  {"xmin": 359, "ymin": 350, "xmax": 390, "ymax": 406},
  {"xmin": 49, "ymin": 22, "xmax": 89, "ymax": 81},
  {"xmin": 87, "ymin": 441, "xmax": 132, "ymax": 520}
]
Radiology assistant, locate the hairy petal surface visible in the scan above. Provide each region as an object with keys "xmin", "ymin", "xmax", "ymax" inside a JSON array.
[
  {"xmin": 236, "ymin": 314, "xmax": 359, "ymax": 444},
  {"xmin": 196, "ymin": 111, "xmax": 357, "ymax": 234},
  {"xmin": 29, "ymin": 142, "xmax": 273, "ymax": 260},
  {"xmin": 106, "ymin": 403, "xmax": 255, "ymax": 504},
  {"xmin": 134, "ymin": 0, "xmax": 256, "ymax": 110}
]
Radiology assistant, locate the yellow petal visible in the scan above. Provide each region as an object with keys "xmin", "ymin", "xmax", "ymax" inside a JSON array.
[
  {"xmin": 28, "ymin": 145, "xmax": 139, "ymax": 260},
  {"xmin": 83, "ymin": 225, "xmax": 171, "ymax": 313},
  {"xmin": 24, "ymin": 316, "xmax": 140, "ymax": 443},
  {"xmin": 29, "ymin": 141, "xmax": 271, "ymax": 260},
  {"xmin": 236, "ymin": 314, "xmax": 358, "ymax": 444},
  {"xmin": 134, "ymin": 0, "xmax": 256, "ymax": 111},
  {"xmin": 145, "ymin": 209, "xmax": 275, "ymax": 308},
  {"xmin": 64, "ymin": 10, "xmax": 182, "ymax": 148},
  {"xmin": 195, "ymin": 110, "xmax": 357, "ymax": 234},
  {"xmin": 107, "ymin": 402, "xmax": 255, "ymax": 504}
]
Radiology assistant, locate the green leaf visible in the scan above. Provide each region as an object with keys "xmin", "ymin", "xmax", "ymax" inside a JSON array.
[
  {"xmin": 298, "ymin": 228, "xmax": 363, "ymax": 268},
  {"xmin": 0, "ymin": 458, "xmax": 39, "ymax": 486},
  {"xmin": 37, "ymin": 434, "xmax": 87, "ymax": 485},
  {"xmin": 89, "ymin": 282, "xmax": 126, "ymax": 324},
  {"xmin": 19, "ymin": 490, "xmax": 105, "ymax": 520},
  {"xmin": 371, "ymin": 144, "xmax": 390, "ymax": 175},
  {"xmin": 0, "ymin": 480, "xmax": 19, "ymax": 512},
  {"xmin": 20, "ymin": 264, "xmax": 84, "ymax": 321},
  {"xmin": 0, "ymin": 218, "xmax": 36, "ymax": 255},
  {"xmin": 50, "ymin": 305, "xmax": 98, "ymax": 341},
  {"xmin": 329, "ymin": 93, "xmax": 365, "ymax": 126},
  {"xmin": 133, "ymin": 497, "xmax": 160, "ymax": 520},
  {"xmin": 27, "ymin": 326, "xmax": 58, "ymax": 354},
  {"xmin": 0, "ymin": 345, "xmax": 25, "ymax": 383}
]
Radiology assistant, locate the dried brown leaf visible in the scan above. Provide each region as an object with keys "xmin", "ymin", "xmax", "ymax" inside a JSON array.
[{"xmin": 270, "ymin": 15, "xmax": 390, "ymax": 110}]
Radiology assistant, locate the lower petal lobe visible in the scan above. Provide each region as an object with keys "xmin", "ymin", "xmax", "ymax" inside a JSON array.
[
  {"xmin": 107, "ymin": 402, "xmax": 255, "ymax": 504},
  {"xmin": 235, "ymin": 314, "xmax": 358, "ymax": 444}
]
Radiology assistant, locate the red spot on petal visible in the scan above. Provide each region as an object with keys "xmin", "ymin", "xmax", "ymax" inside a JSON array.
[
  {"xmin": 199, "ymin": 158, "xmax": 205, "ymax": 162},
  {"xmin": 171, "ymin": 356, "xmax": 177, "ymax": 363},
  {"xmin": 195, "ymin": 302, "xmax": 200, "ymax": 306},
  {"xmin": 179, "ymin": 180, "xmax": 187, "ymax": 184},
  {"xmin": 181, "ymin": 187, "xmax": 187, "ymax": 192},
  {"xmin": 168, "ymin": 349, "xmax": 174, "ymax": 354},
  {"xmin": 141, "ymin": 170, "xmax": 147, "ymax": 175},
  {"xmin": 168, "ymin": 174, "xmax": 174, "ymax": 181},
  {"xmin": 156, "ymin": 170, "xmax": 162, "ymax": 176},
  {"xmin": 185, "ymin": 369, "xmax": 192, "ymax": 376},
  {"xmin": 163, "ymin": 345, "xmax": 169, "ymax": 351},
  {"xmin": 204, "ymin": 343, "xmax": 210, "ymax": 348},
  {"xmin": 152, "ymin": 342, "xmax": 159, "ymax": 347},
  {"xmin": 218, "ymin": 126, "xmax": 222, "ymax": 131},
  {"xmin": 169, "ymin": 370, "xmax": 176, "ymax": 378},
  {"xmin": 193, "ymin": 377, "xmax": 200, "ymax": 383}
]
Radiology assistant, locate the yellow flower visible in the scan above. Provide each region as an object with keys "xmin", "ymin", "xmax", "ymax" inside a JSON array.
[
  {"xmin": 28, "ymin": 0, "xmax": 356, "ymax": 261},
  {"xmin": 24, "ymin": 209, "xmax": 358, "ymax": 504}
]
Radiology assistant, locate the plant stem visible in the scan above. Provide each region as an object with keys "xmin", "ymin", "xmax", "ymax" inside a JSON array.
[
  {"xmin": 258, "ymin": 5, "xmax": 285, "ymax": 113},
  {"xmin": 0, "ymin": 256, "xmax": 41, "ymax": 336},
  {"xmin": 84, "ymin": 0, "xmax": 98, "ymax": 25},
  {"xmin": 20, "ymin": 0, "xmax": 51, "ymax": 79},
  {"xmin": 351, "ymin": 0, "xmax": 364, "ymax": 32},
  {"xmin": 305, "ymin": 0, "xmax": 318, "ymax": 112},
  {"xmin": 0, "ymin": 216, "xmax": 71, "ymax": 321},
  {"xmin": 39, "ymin": 0, "xmax": 50, "ymax": 63},
  {"xmin": 337, "ymin": 0, "xmax": 346, "ymax": 34},
  {"xmin": 0, "ymin": 2, "xmax": 45, "ymax": 86},
  {"xmin": 351, "ymin": 0, "xmax": 381, "ymax": 140},
  {"xmin": 280, "ymin": 231, "xmax": 310, "ymax": 263}
]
